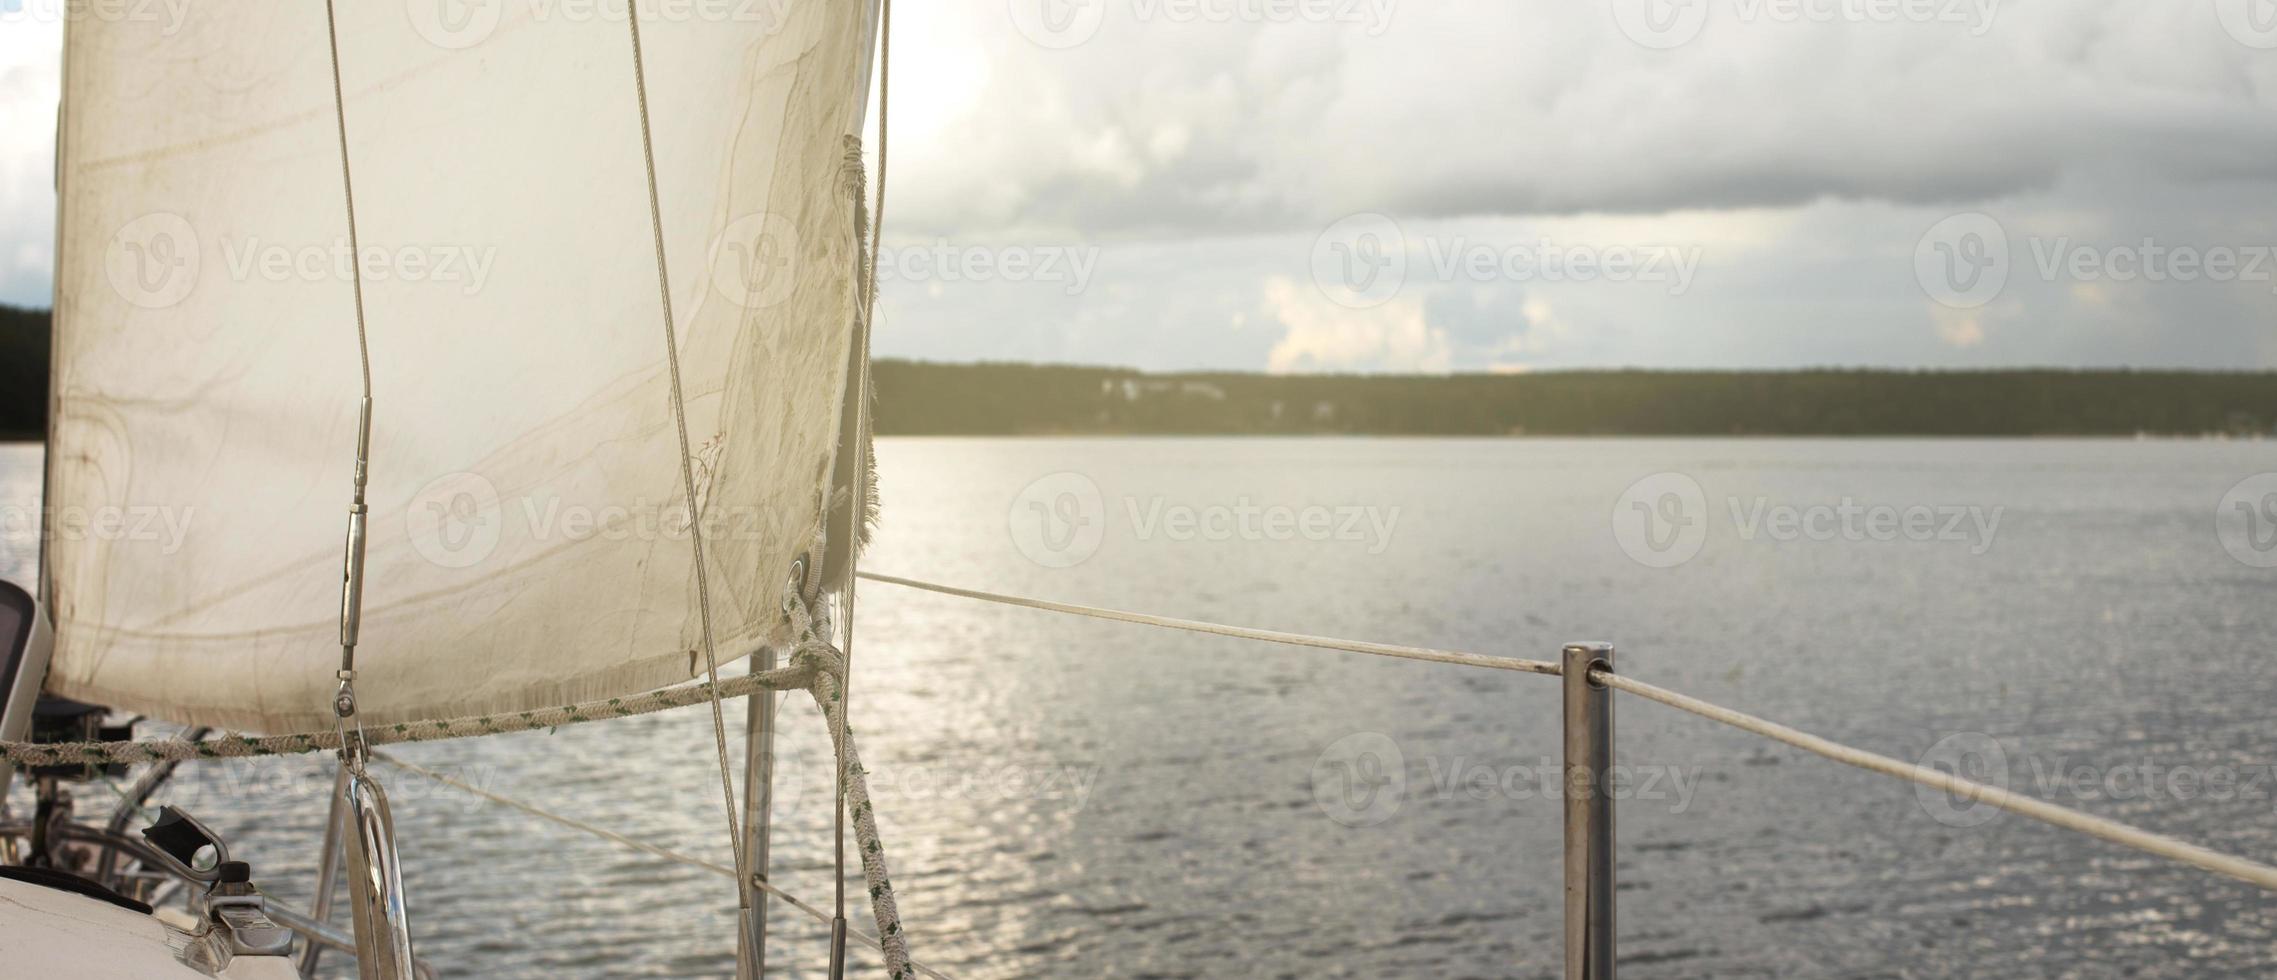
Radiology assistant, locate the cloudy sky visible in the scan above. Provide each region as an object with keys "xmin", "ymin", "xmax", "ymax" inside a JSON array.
[{"xmin": 4, "ymin": 0, "xmax": 2275, "ymax": 372}]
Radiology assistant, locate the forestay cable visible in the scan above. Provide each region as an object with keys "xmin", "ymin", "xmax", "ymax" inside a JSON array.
[{"xmin": 1598, "ymin": 670, "xmax": 2277, "ymax": 893}]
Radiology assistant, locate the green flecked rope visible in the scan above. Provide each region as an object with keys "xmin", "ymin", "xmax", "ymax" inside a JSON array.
[
  {"xmin": 808, "ymin": 640, "xmax": 914, "ymax": 979},
  {"xmin": 0, "ymin": 658, "xmax": 816, "ymax": 767}
]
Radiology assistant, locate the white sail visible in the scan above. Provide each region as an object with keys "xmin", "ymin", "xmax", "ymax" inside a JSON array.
[{"xmin": 44, "ymin": 2, "xmax": 874, "ymax": 731}]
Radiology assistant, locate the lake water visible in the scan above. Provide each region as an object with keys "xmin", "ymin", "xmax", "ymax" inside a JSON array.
[{"xmin": 5, "ymin": 437, "xmax": 2277, "ymax": 978}]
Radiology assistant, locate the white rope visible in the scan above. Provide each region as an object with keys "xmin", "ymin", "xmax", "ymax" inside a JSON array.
[
  {"xmin": 1597, "ymin": 670, "xmax": 2277, "ymax": 892},
  {"xmin": 371, "ymin": 751, "xmax": 956, "ymax": 980},
  {"xmin": 857, "ymin": 572, "xmax": 1559, "ymax": 676}
]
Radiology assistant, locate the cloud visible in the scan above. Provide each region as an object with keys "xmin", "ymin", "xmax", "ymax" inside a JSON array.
[
  {"xmin": 0, "ymin": 16, "xmax": 60, "ymax": 305},
  {"xmin": 1931, "ymin": 304, "xmax": 1988, "ymax": 349},
  {"xmin": 6, "ymin": 3, "xmax": 2274, "ymax": 372},
  {"xmin": 893, "ymin": 0, "xmax": 2277, "ymax": 240},
  {"xmin": 1261, "ymin": 276, "xmax": 1450, "ymax": 373}
]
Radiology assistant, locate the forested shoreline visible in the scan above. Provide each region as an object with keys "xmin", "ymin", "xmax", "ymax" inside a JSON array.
[{"xmin": 5, "ymin": 308, "xmax": 2273, "ymax": 438}]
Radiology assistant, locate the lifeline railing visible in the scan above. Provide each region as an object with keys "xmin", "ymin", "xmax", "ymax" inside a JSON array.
[{"xmin": 386, "ymin": 571, "xmax": 2277, "ymax": 980}]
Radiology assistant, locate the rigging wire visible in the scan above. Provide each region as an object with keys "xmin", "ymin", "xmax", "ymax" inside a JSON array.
[
  {"xmin": 318, "ymin": 0, "xmax": 381, "ymax": 810},
  {"xmin": 320, "ymin": 0, "xmax": 371, "ymax": 395},
  {"xmin": 859, "ymin": 570, "xmax": 2277, "ymax": 892},
  {"xmin": 857, "ymin": 572, "xmax": 1561, "ymax": 676},
  {"xmin": 319, "ymin": 0, "xmax": 374, "ymax": 690},
  {"xmin": 833, "ymin": 0, "xmax": 893, "ymax": 967},
  {"xmin": 621, "ymin": 1, "xmax": 748, "ymax": 906}
]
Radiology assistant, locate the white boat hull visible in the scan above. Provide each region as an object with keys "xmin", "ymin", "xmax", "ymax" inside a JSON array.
[{"xmin": 0, "ymin": 877, "xmax": 299, "ymax": 979}]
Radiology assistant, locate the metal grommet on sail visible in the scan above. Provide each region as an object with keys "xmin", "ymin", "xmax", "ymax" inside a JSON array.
[{"xmin": 783, "ymin": 555, "xmax": 809, "ymax": 616}]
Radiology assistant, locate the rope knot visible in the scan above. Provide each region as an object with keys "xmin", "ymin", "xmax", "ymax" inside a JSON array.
[{"xmin": 788, "ymin": 637, "xmax": 847, "ymax": 694}]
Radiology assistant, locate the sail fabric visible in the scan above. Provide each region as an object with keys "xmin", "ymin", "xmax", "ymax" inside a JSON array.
[{"xmin": 45, "ymin": 2, "xmax": 874, "ymax": 731}]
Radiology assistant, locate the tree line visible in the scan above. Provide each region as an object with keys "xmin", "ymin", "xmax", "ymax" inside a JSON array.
[
  {"xmin": 872, "ymin": 361, "xmax": 2277, "ymax": 436},
  {"xmin": 5, "ymin": 308, "xmax": 2273, "ymax": 438}
]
